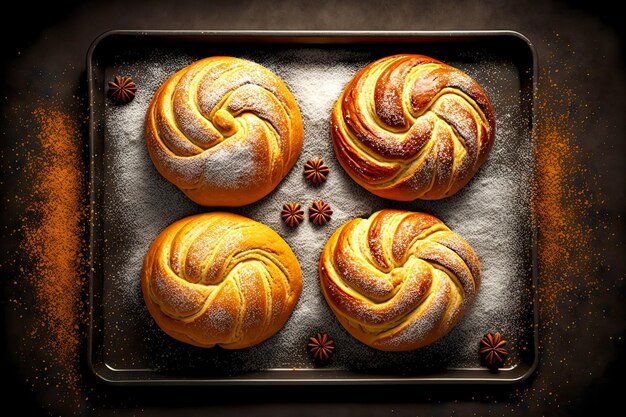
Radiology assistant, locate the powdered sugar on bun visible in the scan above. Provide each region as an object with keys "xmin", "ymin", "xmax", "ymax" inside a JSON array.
[
  {"xmin": 142, "ymin": 212, "xmax": 302, "ymax": 349},
  {"xmin": 146, "ymin": 57, "xmax": 304, "ymax": 207},
  {"xmin": 331, "ymin": 54, "xmax": 495, "ymax": 201},
  {"xmin": 319, "ymin": 209, "xmax": 480, "ymax": 351}
]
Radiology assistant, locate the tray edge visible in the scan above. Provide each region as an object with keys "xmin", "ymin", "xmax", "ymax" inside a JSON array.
[{"xmin": 86, "ymin": 29, "xmax": 539, "ymax": 386}]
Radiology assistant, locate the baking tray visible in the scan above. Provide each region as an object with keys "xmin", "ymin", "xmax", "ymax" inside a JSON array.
[{"xmin": 88, "ymin": 30, "xmax": 537, "ymax": 385}]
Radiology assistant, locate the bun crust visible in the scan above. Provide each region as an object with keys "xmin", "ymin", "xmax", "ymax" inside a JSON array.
[
  {"xmin": 146, "ymin": 57, "xmax": 303, "ymax": 207},
  {"xmin": 142, "ymin": 212, "xmax": 302, "ymax": 349},
  {"xmin": 331, "ymin": 54, "xmax": 495, "ymax": 201},
  {"xmin": 319, "ymin": 209, "xmax": 480, "ymax": 351}
]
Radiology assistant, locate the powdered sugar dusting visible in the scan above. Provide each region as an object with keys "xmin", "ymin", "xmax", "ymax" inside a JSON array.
[
  {"xmin": 377, "ymin": 272, "xmax": 451, "ymax": 349},
  {"xmin": 202, "ymin": 141, "xmax": 256, "ymax": 189},
  {"xmin": 433, "ymin": 94, "xmax": 478, "ymax": 152},
  {"xmin": 101, "ymin": 47, "xmax": 532, "ymax": 375}
]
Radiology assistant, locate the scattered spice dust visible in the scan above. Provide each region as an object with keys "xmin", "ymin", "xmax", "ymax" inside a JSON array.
[
  {"xmin": 17, "ymin": 105, "xmax": 87, "ymax": 411},
  {"xmin": 509, "ymin": 59, "xmax": 609, "ymax": 411},
  {"xmin": 534, "ymin": 66, "xmax": 602, "ymax": 325}
]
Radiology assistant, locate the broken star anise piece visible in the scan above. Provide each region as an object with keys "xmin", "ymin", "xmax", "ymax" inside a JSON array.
[
  {"xmin": 108, "ymin": 75, "xmax": 137, "ymax": 104},
  {"xmin": 281, "ymin": 203, "xmax": 304, "ymax": 227},
  {"xmin": 309, "ymin": 200, "xmax": 332, "ymax": 225},
  {"xmin": 303, "ymin": 159, "xmax": 330, "ymax": 184},
  {"xmin": 479, "ymin": 332, "xmax": 508, "ymax": 368},
  {"xmin": 308, "ymin": 332, "xmax": 334, "ymax": 362}
]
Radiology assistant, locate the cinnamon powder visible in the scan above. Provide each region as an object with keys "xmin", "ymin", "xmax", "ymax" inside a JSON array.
[
  {"xmin": 510, "ymin": 65, "xmax": 607, "ymax": 408},
  {"xmin": 18, "ymin": 105, "xmax": 86, "ymax": 408},
  {"xmin": 534, "ymin": 67, "xmax": 601, "ymax": 325}
]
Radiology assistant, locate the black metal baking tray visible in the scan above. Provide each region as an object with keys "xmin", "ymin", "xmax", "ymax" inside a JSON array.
[{"xmin": 88, "ymin": 30, "xmax": 537, "ymax": 385}]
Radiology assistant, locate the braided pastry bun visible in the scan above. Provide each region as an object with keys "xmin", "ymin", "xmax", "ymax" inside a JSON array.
[
  {"xmin": 319, "ymin": 209, "xmax": 480, "ymax": 351},
  {"xmin": 142, "ymin": 212, "xmax": 302, "ymax": 349},
  {"xmin": 331, "ymin": 54, "xmax": 495, "ymax": 201},
  {"xmin": 146, "ymin": 57, "xmax": 303, "ymax": 207}
]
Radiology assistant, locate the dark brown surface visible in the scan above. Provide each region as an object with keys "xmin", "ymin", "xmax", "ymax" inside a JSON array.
[{"xmin": 1, "ymin": 0, "xmax": 625, "ymax": 415}]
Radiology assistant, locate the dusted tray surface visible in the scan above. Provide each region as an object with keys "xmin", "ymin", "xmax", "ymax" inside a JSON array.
[{"xmin": 88, "ymin": 31, "xmax": 537, "ymax": 384}]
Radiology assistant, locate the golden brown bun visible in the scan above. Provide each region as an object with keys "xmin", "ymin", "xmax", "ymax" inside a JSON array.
[
  {"xmin": 142, "ymin": 212, "xmax": 302, "ymax": 349},
  {"xmin": 146, "ymin": 57, "xmax": 303, "ymax": 207},
  {"xmin": 319, "ymin": 209, "xmax": 480, "ymax": 351},
  {"xmin": 331, "ymin": 54, "xmax": 495, "ymax": 201}
]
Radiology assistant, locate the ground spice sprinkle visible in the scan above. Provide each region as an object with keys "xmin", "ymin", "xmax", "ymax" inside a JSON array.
[{"xmin": 17, "ymin": 105, "xmax": 87, "ymax": 409}]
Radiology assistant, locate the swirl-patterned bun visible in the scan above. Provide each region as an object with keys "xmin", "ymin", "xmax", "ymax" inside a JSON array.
[
  {"xmin": 331, "ymin": 54, "xmax": 495, "ymax": 201},
  {"xmin": 146, "ymin": 57, "xmax": 303, "ymax": 207},
  {"xmin": 319, "ymin": 210, "xmax": 480, "ymax": 351},
  {"xmin": 142, "ymin": 212, "xmax": 302, "ymax": 349}
]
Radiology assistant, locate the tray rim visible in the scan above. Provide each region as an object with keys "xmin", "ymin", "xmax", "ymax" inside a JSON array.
[{"xmin": 87, "ymin": 29, "xmax": 538, "ymax": 386}]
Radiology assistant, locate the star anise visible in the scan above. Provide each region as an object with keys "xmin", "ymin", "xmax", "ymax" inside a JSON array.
[
  {"xmin": 308, "ymin": 332, "xmax": 334, "ymax": 362},
  {"xmin": 309, "ymin": 200, "xmax": 332, "ymax": 225},
  {"xmin": 303, "ymin": 159, "xmax": 330, "ymax": 184},
  {"xmin": 108, "ymin": 75, "xmax": 137, "ymax": 103},
  {"xmin": 479, "ymin": 332, "xmax": 508, "ymax": 368},
  {"xmin": 281, "ymin": 203, "xmax": 304, "ymax": 227}
]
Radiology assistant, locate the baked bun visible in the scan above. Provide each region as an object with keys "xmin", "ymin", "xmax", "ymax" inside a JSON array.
[
  {"xmin": 146, "ymin": 57, "xmax": 303, "ymax": 207},
  {"xmin": 331, "ymin": 54, "xmax": 495, "ymax": 201},
  {"xmin": 142, "ymin": 212, "xmax": 302, "ymax": 349},
  {"xmin": 319, "ymin": 209, "xmax": 480, "ymax": 351}
]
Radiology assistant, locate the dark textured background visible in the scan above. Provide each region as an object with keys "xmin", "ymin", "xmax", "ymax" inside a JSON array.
[{"xmin": 1, "ymin": 0, "xmax": 624, "ymax": 415}]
